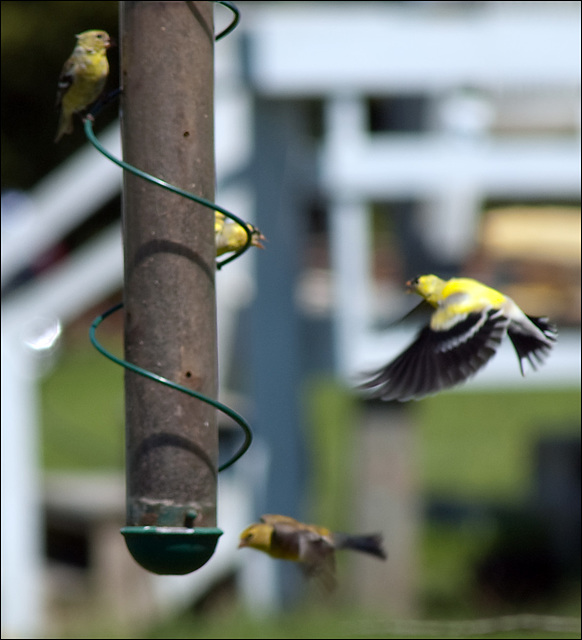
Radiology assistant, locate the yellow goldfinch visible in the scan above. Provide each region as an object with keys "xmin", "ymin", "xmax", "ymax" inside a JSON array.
[
  {"xmin": 55, "ymin": 30, "xmax": 112, "ymax": 142},
  {"xmin": 239, "ymin": 514, "xmax": 386, "ymax": 588},
  {"xmin": 361, "ymin": 274, "xmax": 557, "ymax": 402},
  {"xmin": 215, "ymin": 211, "xmax": 266, "ymax": 256}
]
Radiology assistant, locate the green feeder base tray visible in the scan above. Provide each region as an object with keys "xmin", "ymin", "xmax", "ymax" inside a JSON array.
[{"xmin": 121, "ymin": 526, "xmax": 223, "ymax": 575}]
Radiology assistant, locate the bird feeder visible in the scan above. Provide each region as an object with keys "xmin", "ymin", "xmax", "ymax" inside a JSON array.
[{"xmin": 119, "ymin": 0, "xmax": 221, "ymax": 574}]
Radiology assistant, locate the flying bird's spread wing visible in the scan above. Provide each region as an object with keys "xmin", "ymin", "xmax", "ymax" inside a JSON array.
[{"xmin": 361, "ymin": 308, "xmax": 510, "ymax": 401}]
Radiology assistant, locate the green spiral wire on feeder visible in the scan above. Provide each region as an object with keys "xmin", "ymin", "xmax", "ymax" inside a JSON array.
[{"xmin": 89, "ymin": 302, "xmax": 252, "ymax": 472}]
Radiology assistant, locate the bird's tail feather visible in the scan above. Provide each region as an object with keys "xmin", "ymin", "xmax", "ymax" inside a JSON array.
[
  {"xmin": 508, "ymin": 315, "xmax": 557, "ymax": 375},
  {"xmin": 54, "ymin": 111, "xmax": 74, "ymax": 143},
  {"xmin": 334, "ymin": 533, "xmax": 387, "ymax": 559}
]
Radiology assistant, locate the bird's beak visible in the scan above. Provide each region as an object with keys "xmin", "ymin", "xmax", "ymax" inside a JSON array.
[
  {"xmin": 238, "ymin": 539, "xmax": 247, "ymax": 549},
  {"xmin": 251, "ymin": 229, "xmax": 267, "ymax": 249},
  {"xmin": 405, "ymin": 279, "xmax": 414, "ymax": 291},
  {"xmin": 255, "ymin": 234, "xmax": 267, "ymax": 249}
]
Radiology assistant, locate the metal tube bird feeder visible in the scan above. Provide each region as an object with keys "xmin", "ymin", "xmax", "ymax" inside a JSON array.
[{"xmin": 119, "ymin": 0, "xmax": 220, "ymax": 574}]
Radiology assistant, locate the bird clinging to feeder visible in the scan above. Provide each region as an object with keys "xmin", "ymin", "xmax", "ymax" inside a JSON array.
[
  {"xmin": 55, "ymin": 30, "xmax": 112, "ymax": 142},
  {"xmin": 215, "ymin": 211, "xmax": 266, "ymax": 256}
]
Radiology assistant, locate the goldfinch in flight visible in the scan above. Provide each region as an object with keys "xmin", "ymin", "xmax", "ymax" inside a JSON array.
[
  {"xmin": 55, "ymin": 30, "xmax": 112, "ymax": 142},
  {"xmin": 361, "ymin": 275, "xmax": 557, "ymax": 402},
  {"xmin": 215, "ymin": 211, "xmax": 266, "ymax": 256},
  {"xmin": 239, "ymin": 514, "xmax": 386, "ymax": 588}
]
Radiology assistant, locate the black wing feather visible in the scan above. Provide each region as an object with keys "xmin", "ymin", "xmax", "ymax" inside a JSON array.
[
  {"xmin": 507, "ymin": 315, "xmax": 557, "ymax": 375},
  {"xmin": 361, "ymin": 309, "xmax": 509, "ymax": 401}
]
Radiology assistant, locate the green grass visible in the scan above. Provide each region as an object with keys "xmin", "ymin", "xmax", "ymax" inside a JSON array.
[
  {"xmin": 41, "ymin": 339, "xmax": 580, "ymax": 497},
  {"xmin": 40, "ymin": 350, "xmax": 581, "ymax": 637},
  {"xmin": 303, "ymin": 377, "xmax": 358, "ymax": 531},
  {"xmin": 412, "ymin": 389, "xmax": 580, "ymax": 502},
  {"xmin": 145, "ymin": 603, "xmax": 581, "ymax": 639},
  {"xmin": 49, "ymin": 602, "xmax": 582, "ymax": 640},
  {"xmin": 407, "ymin": 388, "xmax": 580, "ymax": 618},
  {"xmin": 41, "ymin": 335, "xmax": 125, "ymax": 470}
]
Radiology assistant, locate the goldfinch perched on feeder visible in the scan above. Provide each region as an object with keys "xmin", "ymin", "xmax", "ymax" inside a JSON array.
[
  {"xmin": 215, "ymin": 211, "xmax": 266, "ymax": 256},
  {"xmin": 238, "ymin": 514, "xmax": 386, "ymax": 588},
  {"xmin": 55, "ymin": 30, "xmax": 112, "ymax": 142},
  {"xmin": 361, "ymin": 274, "xmax": 557, "ymax": 402}
]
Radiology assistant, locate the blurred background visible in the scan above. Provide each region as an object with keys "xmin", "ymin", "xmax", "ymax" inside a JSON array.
[{"xmin": 1, "ymin": 1, "xmax": 580, "ymax": 638}]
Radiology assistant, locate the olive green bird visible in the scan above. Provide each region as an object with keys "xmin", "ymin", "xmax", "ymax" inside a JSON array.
[
  {"xmin": 239, "ymin": 514, "xmax": 386, "ymax": 588},
  {"xmin": 215, "ymin": 211, "xmax": 266, "ymax": 256},
  {"xmin": 55, "ymin": 30, "xmax": 112, "ymax": 142}
]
